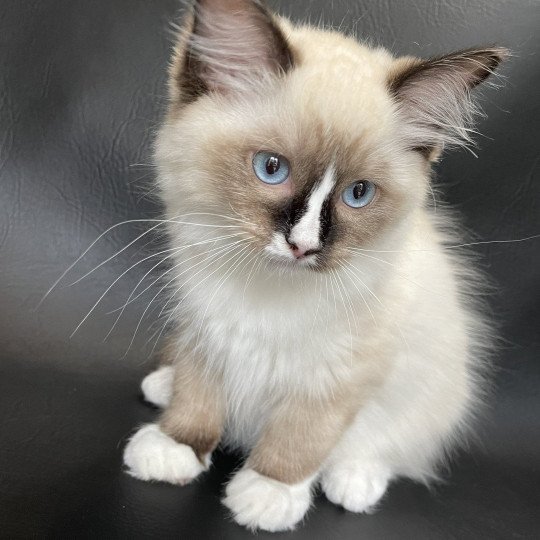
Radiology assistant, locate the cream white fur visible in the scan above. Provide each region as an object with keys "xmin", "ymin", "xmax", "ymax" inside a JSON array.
[
  {"xmin": 141, "ymin": 366, "xmax": 174, "ymax": 408},
  {"xmin": 124, "ymin": 424, "xmax": 208, "ymax": 484},
  {"xmin": 131, "ymin": 7, "xmax": 501, "ymax": 533},
  {"xmin": 321, "ymin": 460, "xmax": 391, "ymax": 513},
  {"xmin": 223, "ymin": 468, "xmax": 314, "ymax": 532},
  {"xmin": 153, "ymin": 199, "xmax": 480, "ymax": 460}
]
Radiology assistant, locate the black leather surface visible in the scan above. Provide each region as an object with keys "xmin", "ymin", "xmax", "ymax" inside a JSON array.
[{"xmin": 1, "ymin": 0, "xmax": 539, "ymax": 538}]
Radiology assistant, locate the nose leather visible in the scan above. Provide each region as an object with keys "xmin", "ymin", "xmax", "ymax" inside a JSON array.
[{"xmin": 286, "ymin": 236, "xmax": 320, "ymax": 258}]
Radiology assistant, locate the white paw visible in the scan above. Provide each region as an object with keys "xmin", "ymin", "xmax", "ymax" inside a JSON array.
[
  {"xmin": 141, "ymin": 366, "xmax": 174, "ymax": 408},
  {"xmin": 222, "ymin": 468, "xmax": 313, "ymax": 532},
  {"xmin": 123, "ymin": 424, "xmax": 207, "ymax": 485},
  {"xmin": 321, "ymin": 462, "xmax": 391, "ymax": 513}
]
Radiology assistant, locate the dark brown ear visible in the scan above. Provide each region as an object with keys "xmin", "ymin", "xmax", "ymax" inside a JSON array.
[
  {"xmin": 388, "ymin": 47, "xmax": 509, "ymax": 159},
  {"xmin": 170, "ymin": 0, "xmax": 294, "ymax": 105}
]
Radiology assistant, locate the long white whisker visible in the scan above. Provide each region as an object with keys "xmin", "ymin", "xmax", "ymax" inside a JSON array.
[
  {"xmin": 335, "ymin": 266, "xmax": 360, "ymax": 336},
  {"xmin": 346, "ymin": 233, "xmax": 540, "ymax": 254},
  {"xmin": 151, "ymin": 242, "xmax": 251, "ymax": 356},
  {"xmin": 331, "ymin": 268, "xmax": 354, "ymax": 362},
  {"xmin": 195, "ymin": 246, "xmax": 257, "ymax": 347},
  {"xmin": 36, "ymin": 219, "xmax": 171, "ymax": 309},
  {"xmin": 345, "ymin": 249, "xmax": 440, "ymax": 296},
  {"xmin": 104, "ymin": 232, "xmax": 248, "ymax": 339},
  {"xmin": 107, "ymin": 232, "xmax": 248, "ymax": 315},
  {"xmin": 342, "ymin": 260, "xmax": 410, "ymax": 354},
  {"xmin": 130, "ymin": 239, "xmax": 251, "ymax": 359},
  {"xmin": 328, "ymin": 268, "xmax": 338, "ymax": 319},
  {"xmin": 156, "ymin": 239, "xmax": 246, "ymax": 320},
  {"xmin": 71, "ymin": 221, "xmax": 245, "ymax": 286},
  {"xmin": 155, "ymin": 238, "xmax": 250, "ymax": 322},
  {"xmin": 37, "ymin": 211, "xmax": 257, "ymax": 310},
  {"xmin": 310, "ymin": 273, "xmax": 324, "ymax": 333},
  {"xmin": 345, "ymin": 248, "xmax": 395, "ymax": 268},
  {"xmin": 339, "ymin": 262, "xmax": 378, "ymax": 326},
  {"xmin": 323, "ymin": 273, "xmax": 330, "ymax": 340},
  {"xmin": 242, "ymin": 250, "xmax": 262, "ymax": 303},
  {"xmin": 70, "ymin": 244, "xmax": 186, "ymax": 338}
]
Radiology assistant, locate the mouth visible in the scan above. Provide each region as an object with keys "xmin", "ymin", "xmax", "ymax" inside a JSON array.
[
  {"xmin": 264, "ymin": 232, "xmax": 322, "ymax": 269},
  {"xmin": 263, "ymin": 248, "xmax": 320, "ymax": 270}
]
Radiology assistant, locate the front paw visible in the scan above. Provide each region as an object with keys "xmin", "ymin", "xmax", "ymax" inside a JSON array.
[
  {"xmin": 222, "ymin": 468, "xmax": 312, "ymax": 532},
  {"xmin": 123, "ymin": 424, "xmax": 208, "ymax": 485},
  {"xmin": 141, "ymin": 366, "xmax": 174, "ymax": 408},
  {"xmin": 321, "ymin": 461, "xmax": 390, "ymax": 513}
]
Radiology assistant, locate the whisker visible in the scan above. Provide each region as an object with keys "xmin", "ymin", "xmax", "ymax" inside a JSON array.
[
  {"xmin": 38, "ymin": 213, "xmax": 252, "ymax": 310},
  {"xmin": 104, "ymin": 232, "xmax": 248, "ymax": 339},
  {"xmin": 331, "ymin": 268, "xmax": 354, "ymax": 361},
  {"xmin": 195, "ymin": 245, "xmax": 257, "ymax": 347},
  {"xmin": 323, "ymin": 273, "xmax": 330, "ymax": 340},
  {"xmin": 134, "ymin": 239, "xmax": 251, "ymax": 359},
  {"xmin": 328, "ymin": 268, "xmax": 339, "ymax": 319},
  {"xmin": 36, "ymin": 219, "xmax": 170, "ymax": 309},
  {"xmin": 70, "ymin": 244, "xmax": 186, "ymax": 338},
  {"xmin": 310, "ymin": 273, "xmax": 324, "ymax": 333},
  {"xmin": 156, "ymin": 239, "xmax": 251, "ymax": 320},
  {"xmin": 345, "ymin": 248, "xmax": 396, "ymax": 267},
  {"xmin": 107, "ymin": 232, "xmax": 248, "ymax": 315},
  {"xmin": 338, "ymin": 261, "xmax": 378, "ymax": 326},
  {"xmin": 148, "ymin": 242, "xmax": 251, "ymax": 357},
  {"xmin": 71, "ymin": 221, "xmax": 248, "ymax": 287},
  {"xmin": 345, "ymin": 249, "xmax": 441, "ymax": 296},
  {"xmin": 335, "ymin": 266, "xmax": 360, "ymax": 336},
  {"xmin": 346, "ymin": 233, "xmax": 540, "ymax": 255},
  {"xmin": 242, "ymin": 250, "xmax": 262, "ymax": 302},
  {"xmin": 342, "ymin": 260, "xmax": 411, "ymax": 354}
]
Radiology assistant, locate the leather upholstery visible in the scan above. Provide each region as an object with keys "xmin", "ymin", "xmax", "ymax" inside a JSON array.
[{"xmin": 1, "ymin": 0, "xmax": 539, "ymax": 537}]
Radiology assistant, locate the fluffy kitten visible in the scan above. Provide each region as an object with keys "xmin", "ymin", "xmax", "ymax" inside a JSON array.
[{"xmin": 123, "ymin": 0, "xmax": 507, "ymax": 532}]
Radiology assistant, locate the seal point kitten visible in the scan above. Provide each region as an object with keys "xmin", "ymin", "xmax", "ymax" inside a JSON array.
[{"xmin": 123, "ymin": 0, "xmax": 508, "ymax": 532}]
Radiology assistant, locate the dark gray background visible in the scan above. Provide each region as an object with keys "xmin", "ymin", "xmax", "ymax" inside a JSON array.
[{"xmin": 1, "ymin": 0, "xmax": 539, "ymax": 538}]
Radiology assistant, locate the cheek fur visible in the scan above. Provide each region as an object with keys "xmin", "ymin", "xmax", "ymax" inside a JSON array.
[{"xmin": 321, "ymin": 193, "xmax": 405, "ymax": 268}]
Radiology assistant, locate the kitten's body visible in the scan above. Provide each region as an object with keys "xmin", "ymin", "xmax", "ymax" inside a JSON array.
[
  {"xmin": 157, "ymin": 203, "xmax": 478, "ymax": 462},
  {"xmin": 123, "ymin": 1, "xmax": 505, "ymax": 532}
]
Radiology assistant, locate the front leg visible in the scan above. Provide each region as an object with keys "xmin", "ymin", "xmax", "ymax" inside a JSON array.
[
  {"xmin": 223, "ymin": 391, "xmax": 359, "ymax": 532},
  {"xmin": 124, "ymin": 344, "xmax": 224, "ymax": 486}
]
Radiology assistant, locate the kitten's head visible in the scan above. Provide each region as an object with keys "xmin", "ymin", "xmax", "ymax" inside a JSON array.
[{"xmin": 156, "ymin": 0, "xmax": 507, "ymax": 271}]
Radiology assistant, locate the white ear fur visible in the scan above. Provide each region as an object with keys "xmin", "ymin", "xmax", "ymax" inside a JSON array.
[
  {"xmin": 176, "ymin": 0, "xmax": 293, "ymax": 99},
  {"xmin": 390, "ymin": 47, "xmax": 509, "ymax": 156}
]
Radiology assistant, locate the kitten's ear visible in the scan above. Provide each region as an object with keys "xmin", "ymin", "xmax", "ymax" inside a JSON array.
[
  {"xmin": 389, "ymin": 47, "xmax": 509, "ymax": 160},
  {"xmin": 170, "ymin": 0, "xmax": 294, "ymax": 104}
]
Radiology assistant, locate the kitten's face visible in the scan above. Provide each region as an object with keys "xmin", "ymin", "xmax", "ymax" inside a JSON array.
[
  {"xmin": 166, "ymin": 85, "xmax": 419, "ymax": 272},
  {"xmin": 156, "ymin": 1, "xmax": 504, "ymax": 273}
]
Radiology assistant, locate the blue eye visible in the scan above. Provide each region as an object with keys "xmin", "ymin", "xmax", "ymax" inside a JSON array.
[
  {"xmin": 252, "ymin": 151, "xmax": 290, "ymax": 185},
  {"xmin": 342, "ymin": 181, "xmax": 376, "ymax": 208}
]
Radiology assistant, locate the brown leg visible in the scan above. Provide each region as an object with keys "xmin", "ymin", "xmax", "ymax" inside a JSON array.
[
  {"xmin": 124, "ymin": 335, "xmax": 225, "ymax": 485},
  {"xmin": 159, "ymin": 344, "xmax": 225, "ymax": 463},
  {"xmin": 246, "ymin": 389, "xmax": 361, "ymax": 484},
  {"xmin": 222, "ymin": 384, "xmax": 371, "ymax": 532}
]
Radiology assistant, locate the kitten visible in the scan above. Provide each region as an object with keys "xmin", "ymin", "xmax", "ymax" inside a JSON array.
[{"xmin": 123, "ymin": 0, "xmax": 507, "ymax": 532}]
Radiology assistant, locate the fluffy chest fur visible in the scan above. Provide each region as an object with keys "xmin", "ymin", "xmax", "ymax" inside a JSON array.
[{"xmin": 163, "ymin": 211, "xmax": 457, "ymax": 451}]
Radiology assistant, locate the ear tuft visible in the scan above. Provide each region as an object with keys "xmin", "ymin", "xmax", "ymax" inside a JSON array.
[
  {"xmin": 389, "ymin": 47, "xmax": 509, "ymax": 157},
  {"xmin": 171, "ymin": 0, "xmax": 294, "ymax": 105}
]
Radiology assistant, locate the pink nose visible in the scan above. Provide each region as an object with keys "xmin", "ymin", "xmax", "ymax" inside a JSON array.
[
  {"xmin": 286, "ymin": 238, "xmax": 320, "ymax": 259},
  {"xmin": 290, "ymin": 244, "xmax": 307, "ymax": 259}
]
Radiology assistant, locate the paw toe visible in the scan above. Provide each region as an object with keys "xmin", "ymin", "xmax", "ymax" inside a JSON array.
[
  {"xmin": 223, "ymin": 468, "xmax": 312, "ymax": 532},
  {"xmin": 322, "ymin": 462, "xmax": 390, "ymax": 513},
  {"xmin": 141, "ymin": 366, "xmax": 174, "ymax": 408},
  {"xmin": 123, "ymin": 424, "xmax": 206, "ymax": 485}
]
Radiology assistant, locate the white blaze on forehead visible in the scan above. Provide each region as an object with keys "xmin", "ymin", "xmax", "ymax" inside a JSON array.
[{"xmin": 289, "ymin": 164, "xmax": 336, "ymax": 250}]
